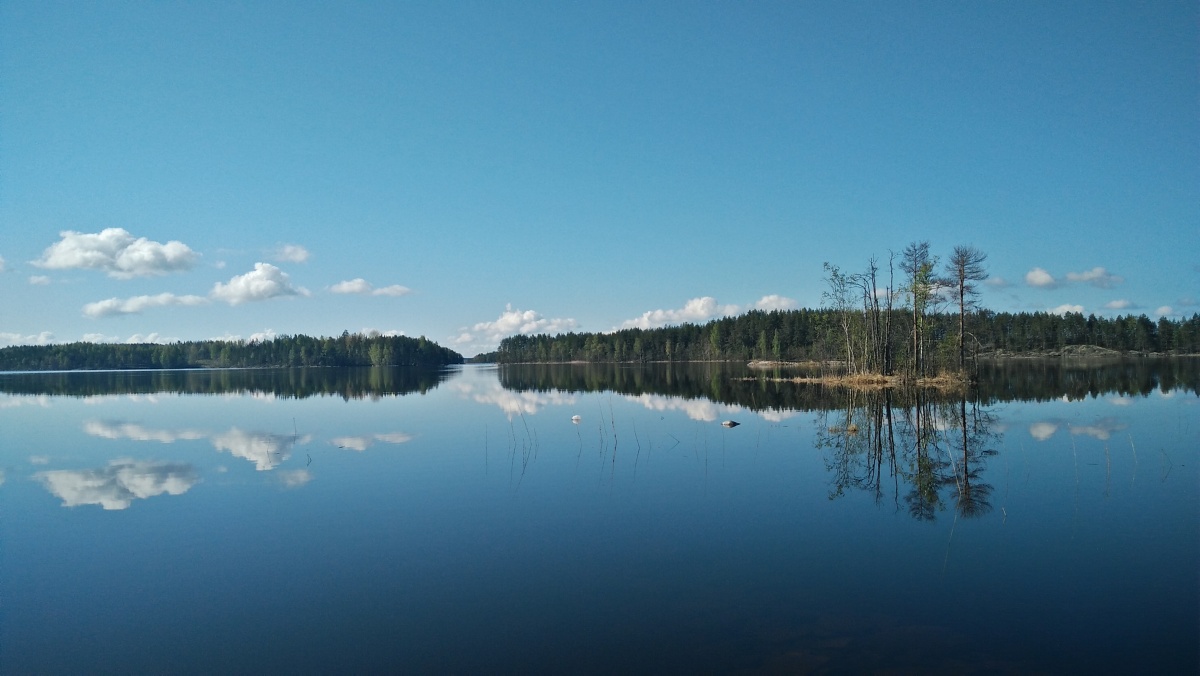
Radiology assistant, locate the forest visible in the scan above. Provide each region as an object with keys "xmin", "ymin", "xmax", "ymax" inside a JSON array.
[
  {"xmin": 0, "ymin": 331, "xmax": 464, "ymax": 371},
  {"xmin": 489, "ymin": 244, "xmax": 1199, "ymax": 373},
  {"xmin": 488, "ymin": 308, "xmax": 1200, "ymax": 366}
]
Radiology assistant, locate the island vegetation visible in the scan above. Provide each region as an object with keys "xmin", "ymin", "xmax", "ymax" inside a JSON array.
[
  {"xmin": 483, "ymin": 242, "xmax": 1200, "ymax": 383},
  {"xmin": 0, "ymin": 331, "xmax": 463, "ymax": 371}
]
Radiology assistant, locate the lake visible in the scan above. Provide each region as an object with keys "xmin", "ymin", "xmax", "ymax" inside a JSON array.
[{"xmin": 2, "ymin": 360, "xmax": 1196, "ymax": 674}]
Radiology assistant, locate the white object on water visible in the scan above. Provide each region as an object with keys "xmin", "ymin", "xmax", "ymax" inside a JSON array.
[
  {"xmin": 571, "ymin": 415, "xmax": 582, "ymax": 424},
  {"xmin": 721, "ymin": 420, "xmax": 740, "ymax": 428}
]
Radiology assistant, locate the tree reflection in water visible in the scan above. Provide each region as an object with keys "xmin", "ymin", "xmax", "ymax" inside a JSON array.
[{"xmin": 815, "ymin": 388, "xmax": 999, "ymax": 521}]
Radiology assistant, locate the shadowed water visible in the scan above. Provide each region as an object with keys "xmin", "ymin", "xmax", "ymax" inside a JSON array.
[{"xmin": 1, "ymin": 360, "xmax": 1196, "ymax": 673}]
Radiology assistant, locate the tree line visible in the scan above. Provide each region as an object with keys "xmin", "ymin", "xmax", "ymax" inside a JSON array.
[
  {"xmin": 0, "ymin": 331, "xmax": 464, "ymax": 371},
  {"xmin": 490, "ymin": 308, "xmax": 1198, "ymax": 364},
  {"xmin": 497, "ymin": 359, "xmax": 1199, "ymax": 410},
  {"xmin": 490, "ymin": 242, "xmax": 1198, "ymax": 370}
]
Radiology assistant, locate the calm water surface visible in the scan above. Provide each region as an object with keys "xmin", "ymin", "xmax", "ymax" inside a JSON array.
[{"xmin": 1, "ymin": 362, "xmax": 1196, "ymax": 674}]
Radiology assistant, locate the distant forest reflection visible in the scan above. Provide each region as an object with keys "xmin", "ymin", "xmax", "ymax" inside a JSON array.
[
  {"xmin": 499, "ymin": 357, "xmax": 1199, "ymax": 409},
  {"xmin": 0, "ymin": 357, "xmax": 1195, "ymax": 405},
  {"xmin": 0, "ymin": 366, "xmax": 457, "ymax": 399}
]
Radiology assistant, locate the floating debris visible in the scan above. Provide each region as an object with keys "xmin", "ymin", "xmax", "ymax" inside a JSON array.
[
  {"xmin": 571, "ymin": 415, "xmax": 582, "ymax": 424},
  {"xmin": 721, "ymin": 420, "xmax": 740, "ymax": 428}
]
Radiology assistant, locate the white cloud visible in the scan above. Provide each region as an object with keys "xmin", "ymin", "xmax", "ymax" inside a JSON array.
[
  {"xmin": 1178, "ymin": 296, "xmax": 1197, "ymax": 308},
  {"xmin": 29, "ymin": 275, "xmax": 51, "ymax": 285},
  {"xmin": 1069, "ymin": 418, "xmax": 1127, "ymax": 441},
  {"xmin": 1066, "ymin": 267, "xmax": 1123, "ymax": 288},
  {"xmin": 0, "ymin": 394, "xmax": 51, "ymax": 409},
  {"xmin": 373, "ymin": 284, "xmax": 412, "ymax": 297},
  {"xmin": 331, "ymin": 278, "xmax": 372, "ymax": 294},
  {"xmin": 82, "ymin": 333, "xmax": 116, "ymax": 343},
  {"xmin": 619, "ymin": 297, "xmax": 740, "ymax": 330},
  {"xmin": 35, "ymin": 459, "xmax": 199, "ymax": 510},
  {"xmin": 625, "ymin": 393, "xmax": 743, "ymax": 423},
  {"xmin": 125, "ymin": 333, "xmax": 169, "ymax": 344},
  {"xmin": 459, "ymin": 304, "xmax": 579, "ymax": 347},
  {"xmin": 758, "ymin": 409, "xmax": 802, "ymax": 423},
  {"xmin": 211, "ymin": 263, "xmax": 307, "ymax": 305},
  {"xmin": 984, "ymin": 276, "xmax": 1010, "ymax": 288},
  {"xmin": 33, "ymin": 228, "xmax": 198, "ymax": 279},
  {"xmin": 29, "ymin": 455, "xmax": 51, "ymax": 465},
  {"xmin": 451, "ymin": 379, "xmax": 577, "ymax": 418},
  {"xmin": 248, "ymin": 329, "xmax": 278, "ymax": 343},
  {"xmin": 330, "ymin": 279, "xmax": 413, "ymax": 297},
  {"xmin": 754, "ymin": 295, "xmax": 798, "ymax": 311},
  {"xmin": 1025, "ymin": 267, "xmax": 1057, "ymax": 289},
  {"xmin": 0, "ymin": 331, "xmax": 54, "ymax": 347},
  {"xmin": 277, "ymin": 469, "xmax": 313, "ymax": 488},
  {"xmin": 273, "ymin": 243, "xmax": 310, "ymax": 263},
  {"xmin": 332, "ymin": 436, "xmax": 373, "ymax": 452},
  {"xmin": 83, "ymin": 292, "xmax": 209, "ymax": 318},
  {"xmin": 85, "ymin": 420, "xmax": 205, "ymax": 443},
  {"xmin": 0, "ymin": 254, "xmax": 5, "ymax": 272},
  {"xmin": 360, "ymin": 328, "xmax": 405, "ymax": 337},
  {"xmin": 1104, "ymin": 299, "xmax": 1134, "ymax": 310},
  {"xmin": 333, "ymin": 433, "xmax": 415, "ymax": 450},
  {"xmin": 211, "ymin": 428, "xmax": 308, "ymax": 471},
  {"xmin": 1154, "ymin": 306, "xmax": 1173, "ymax": 317},
  {"xmin": 1029, "ymin": 421, "xmax": 1059, "ymax": 441},
  {"xmin": 1049, "ymin": 304, "xmax": 1084, "ymax": 316},
  {"xmin": 374, "ymin": 433, "xmax": 414, "ymax": 444}
]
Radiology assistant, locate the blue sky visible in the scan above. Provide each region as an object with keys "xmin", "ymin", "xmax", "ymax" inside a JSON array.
[{"xmin": 1, "ymin": 1, "xmax": 1196, "ymax": 356}]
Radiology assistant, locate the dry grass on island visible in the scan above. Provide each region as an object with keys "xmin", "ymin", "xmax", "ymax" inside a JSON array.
[{"xmin": 747, "ymin": 360, "xmax": 970, "ymax": 391}]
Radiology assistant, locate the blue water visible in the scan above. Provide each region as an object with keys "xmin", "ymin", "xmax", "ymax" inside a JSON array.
[{"xmin": 1, "ymin": 365, "xmax": 1196, "ymax": 674}]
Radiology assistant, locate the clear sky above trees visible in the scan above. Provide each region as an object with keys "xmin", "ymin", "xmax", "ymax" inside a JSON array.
[{"xmin": 2, "ymin": 1, "xmax": 1196, "ymax": 356}]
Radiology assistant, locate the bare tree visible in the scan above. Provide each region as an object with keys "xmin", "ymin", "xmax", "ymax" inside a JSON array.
[{"xmin": 823, "ymin": 262, "xmax": 858, "ymax": 374}]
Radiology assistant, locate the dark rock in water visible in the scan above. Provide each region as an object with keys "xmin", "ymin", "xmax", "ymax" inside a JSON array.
[{"xmin": 721, "ymin": 420, "xmax": 740, "ymax": 428}]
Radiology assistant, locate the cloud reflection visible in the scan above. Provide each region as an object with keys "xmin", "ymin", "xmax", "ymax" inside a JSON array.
[
  {"xmin": 1069, "ymin": 418, "xmax": 1127, "ymax": 441},
  {"xmin": 0, "ymin": 394, "xmax": 51, "ymax": 409},
  {"xmin": 85, "ymin": 420, "xmax": 205, "ymax": 443},
  {"xmin": 35, "ymin": 459, "xmax": 199, "ymax": 510},
  {"xmin": 1028, "ymin": 417, "xmax": 1128, "ymax": 441},
  {"xmin": 83, "ymin": 419, "xmax": 313, "ymax": 471},
  {"xmin": 276, "ymin": 469, "xmax": 313, "ymax": 488},
  {"xmin": 211, "ymin": 428, "xmax": 308, "ymax": 471},
  {"xmin": 452, "ymin": 380, "xmax": 577, "ymax": 417},
  {"xmin": 331, "ymin": 433, "xmax": 414, "ymax": 452},
  {"xmin": 624, "ymin": 393, "xmax": 740, "ymax": 423},
  {"xmin": 1029, "ymin": 421, "xmax": 1060, "ymax": 441}
]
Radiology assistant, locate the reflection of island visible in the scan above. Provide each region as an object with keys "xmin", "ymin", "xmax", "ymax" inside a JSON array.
[
  {"xmin": 975, "ymin": 357, "xmax": 1199, "ymax": 402},
  {"xmin": 0, "ymin": 366, "xmax": 457, "ymax": 400},
  {"xmin": 497, "ymin": 359, "xmax": 1198, "ymax": 415},
  {"xmin": 815, "ymin": 390, "xmax": 999, "ymax": 522},
  {"xmin": 35, "ymin": 459, "xmax": 199, "ymax": 510}
]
